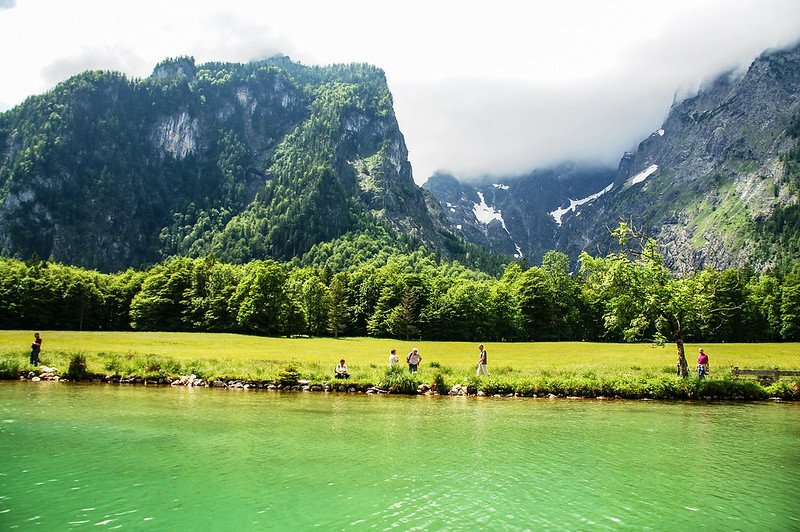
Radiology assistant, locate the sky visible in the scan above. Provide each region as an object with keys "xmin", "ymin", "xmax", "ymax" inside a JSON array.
[{"xmin": 1, "ymin": 0, "xmax": 800, "ymax": 184}]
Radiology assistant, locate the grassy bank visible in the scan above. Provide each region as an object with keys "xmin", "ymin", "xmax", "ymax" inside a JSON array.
[{"xmin": 2, "ymin": 331, "xmax": 799, "ymax": 400}]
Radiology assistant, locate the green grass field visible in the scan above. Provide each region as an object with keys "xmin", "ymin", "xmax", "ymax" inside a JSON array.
[{"xmin": 2, "ymin": 330, "xmax": 799, "ymax": 380}]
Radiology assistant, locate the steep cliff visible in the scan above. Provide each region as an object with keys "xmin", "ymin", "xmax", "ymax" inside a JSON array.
[
  {"xmin": 425, "ymin": 42, "xmax": 800, "ymax": 271},
  {"xmin": 0, "ymin": 56, "xmax": 452, "ymax": 271},
  {"xmin": 560, "ymin": 42, "xmax": 800, "ymax": 272},
  {"xmin": 423, "ymin": 165, "xmax": 615, "ymax": 263}
]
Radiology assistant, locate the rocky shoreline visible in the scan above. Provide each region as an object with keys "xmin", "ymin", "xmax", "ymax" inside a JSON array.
[
  {"xmin": 14, "ymin": 368, "xmax": 596, "ymax": 398},
  {"xmin": 16, "ymin": 370, "xmax": 499, "ymax": 397},
  {"xmin": 14, "ymin": 368, "xmax": 799, "ymax": 400}
]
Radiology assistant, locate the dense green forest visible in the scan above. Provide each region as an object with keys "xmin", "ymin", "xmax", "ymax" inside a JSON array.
[
  {"xmin": 2, "ymin": 238, "xmax": 797, "ymax": 343},
  {"xmin": 1, "ymin": 56, "xmax": 500, "ymax": 272}
]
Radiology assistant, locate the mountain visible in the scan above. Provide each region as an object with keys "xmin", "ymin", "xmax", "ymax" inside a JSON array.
[
  {"xmin": 0, "ymin": 56, "xmax": 498, "ymax": 272},
  {"xmin": 425, "ymin": 42, "xmax": 800, "ymax": 271},
  {"xmin": 423, "ymin": 164, "xmax": 615, "ymax": 263}
]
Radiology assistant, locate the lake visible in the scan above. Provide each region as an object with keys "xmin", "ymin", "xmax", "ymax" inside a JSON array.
[{"xmin": 1, "ymin": 382, "xmax": 798, "ymax": 530}]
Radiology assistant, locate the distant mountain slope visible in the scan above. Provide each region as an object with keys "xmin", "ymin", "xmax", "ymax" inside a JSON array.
[
  {"xmin": 425, "ymin": 42, "xmax": 800, "ymax": 271},
  {"xmin": 0, "ymin": 56, "xmax": 490, "ymax": 271},
  {"xmin": 563, "ymin": 41, "xmax": 800, "ymax": 272},
  {"xmin": 423, "ymin": 164, "xmax": 615, "ymax": 263}
]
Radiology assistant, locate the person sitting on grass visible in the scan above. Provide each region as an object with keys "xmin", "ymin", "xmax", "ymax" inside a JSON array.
[{"xmin": 334, "ymin": 359, "xmax": 350, "ymax": 379}]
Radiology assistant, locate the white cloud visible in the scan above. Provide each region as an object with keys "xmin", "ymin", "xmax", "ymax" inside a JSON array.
[{"xmin": 1, "ymin": 0, "xmax": 799, "ymax": 183}]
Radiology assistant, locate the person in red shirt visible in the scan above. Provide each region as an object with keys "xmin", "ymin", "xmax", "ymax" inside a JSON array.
[{"xmin": 697, "ymin": 348, "xmax": 710, "ymax": 379}]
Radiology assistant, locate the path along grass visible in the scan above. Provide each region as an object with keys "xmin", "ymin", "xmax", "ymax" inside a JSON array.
[{"xmin": 2, "ymin": 330, "xmax": 799, "ymax": 388}]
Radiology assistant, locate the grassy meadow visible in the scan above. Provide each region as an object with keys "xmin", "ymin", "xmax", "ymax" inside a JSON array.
[{"xmin": 2, "ymin": 331, "xmax": 799, "ymax": 399}]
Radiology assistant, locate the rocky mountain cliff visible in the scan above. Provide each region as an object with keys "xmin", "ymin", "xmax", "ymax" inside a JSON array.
[
  {"xmin": 425, "ymin": 42, "xmax": 800, "ymax": 271},
  {"xmin": 423, "ymin": 164, "xmax": 614, "ymax": 263},
  {"xmin": 0, "ymin": 56, "xmax": 477, "ymax": 271}
]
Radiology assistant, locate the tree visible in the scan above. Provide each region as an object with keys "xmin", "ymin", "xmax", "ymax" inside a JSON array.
[
  {"xmin": 326, "ymin": 272, "xmax": 351, "ymax": 337},
  {"xmin": 233, "ymin": 260, "xmax": 289, "ymax": 335},
  {"xmin": 129, "ymin": 258, "xmax": 195, "ymax": 331},
  {"xmin": 580, "ymin": 223, "xmax": 727, "ymax": 377},
  {"xmin": 541, "ymin": 251, "xmax": 581, "ymax": 340},
  {"xmin": 514, "ymin": 267, "xmax": 555, "ymax": 341},
  {"xmin": 780, "ymin": 269, "xmax": 800, "ymax": 340}
]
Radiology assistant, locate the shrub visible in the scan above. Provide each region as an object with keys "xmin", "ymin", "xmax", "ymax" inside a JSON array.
[
  {"xmin": 66, "ymin": 354, "xmax": 90, "ymax": 380},
  {"xmin": 431, "ymin": 371, "xmax": 448, "ymax": 394},
  {"xmin": 379, "ymin": 365, "xmax": 419, "ymax": 394},
  {"xmin": 695, "ymin": 378, "xmax": 765, "ymax": 400},
  {"xmin": 0, "ymin": 357, "xmax": 20, "ymax": 379},
  {"xmin": 276, "ymin": 364, "xmax": 301, "ymax": 386},
  {"xmin": 765, "ymin": 380, "xmax": 800, "ymax": 400}
]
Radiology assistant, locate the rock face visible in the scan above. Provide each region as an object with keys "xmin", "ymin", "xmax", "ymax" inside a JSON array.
[
  {"xmin": 0, "ymin": 56, "xmax": 449, "ymax": 271},
  {"xmin": 563, "ymin": 43, "xmax": 800, "ymax": 272},
  {"xmin": 425, "ymin": 42, "xmax": 800, "ymax": 270},
  {"xmin": 423, "ymin": 165, "xmax": 615, "ymax": 264}
]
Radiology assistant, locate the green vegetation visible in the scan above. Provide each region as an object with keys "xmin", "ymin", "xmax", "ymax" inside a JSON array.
[
  {"xmin": 0, "ymin": 56, "xmax": 503, "ymax": 274},
  {"xmin": 754, "ymin": 113, "xmax": 800, "ymax": 269},
  {"xmin": 2, "ymin": 331, "xmax": 798, "ymax": 399},
  {"xmin": 2, "ymin": 234, "xmax": 800, "ymax": 344}
]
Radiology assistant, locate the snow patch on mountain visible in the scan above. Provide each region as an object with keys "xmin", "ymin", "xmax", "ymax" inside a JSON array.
[
  {"xmin": 473, "ymin": 192, "xmax": 524, "ymax": 258},
  {"xmin": 629, "ymin": 164, "xmax": 659, "ymax": 185},
  {"xmin": 473, "ymin": 192, "xmax": 505, "ymax": 226},
  {"xmin": 549, "ymin": 183, "xmax": 614, "ymax": 226}
]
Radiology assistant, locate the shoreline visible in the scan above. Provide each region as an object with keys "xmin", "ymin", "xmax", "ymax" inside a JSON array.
[{"xmin": 10, "ymin": 369, "xmax": 800, "ymax": 402}]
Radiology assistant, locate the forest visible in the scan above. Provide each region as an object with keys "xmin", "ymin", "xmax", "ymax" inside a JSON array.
[{"xmin": 1, "ymin": 225, "xmax": 797, "ymax": 345}]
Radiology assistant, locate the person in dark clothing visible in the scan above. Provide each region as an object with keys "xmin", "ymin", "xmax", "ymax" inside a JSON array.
[{"xmin": 30, "ymin": 332, "xmax": 42, "ymax": 366}]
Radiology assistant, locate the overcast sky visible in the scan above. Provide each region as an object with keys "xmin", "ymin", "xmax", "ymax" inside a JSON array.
[{"xmin": 2, "ymin": 0, "xmax": 800, "ymax": 183}]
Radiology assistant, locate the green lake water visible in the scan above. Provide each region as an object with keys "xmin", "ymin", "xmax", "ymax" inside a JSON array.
[{"xmin": 1, "ymin": 382, "xmax": 798, "ymax": 530}]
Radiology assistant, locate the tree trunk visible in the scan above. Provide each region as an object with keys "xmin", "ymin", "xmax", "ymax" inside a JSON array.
[{"xmin": 676, "ymin": 338, "xmax": 689, "ymax": 378}]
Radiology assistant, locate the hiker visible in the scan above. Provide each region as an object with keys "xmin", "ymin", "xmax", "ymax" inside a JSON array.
[
  {"xmin": 407, "ymin": 348, "xmax": 422, "ymax": 373},
  {"xmin": 388, "ymin": 348, "xmax": 399, "ymax": 367},
  {"xmin": 476, "ymin": 343, "xmax": 489, "ymax": 376},
  {"xmin": 334, "ymin": 359, "xmax": 350, "ymax": 379},
  {"xmin": 697, "ymin": 348, "xmax": 710, "ymax": 379},
  {"xmin": 30, "ymin": 332, "xmax": 42, "ymax": 366}
]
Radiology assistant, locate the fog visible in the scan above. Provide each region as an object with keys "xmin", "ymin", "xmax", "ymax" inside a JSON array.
[{"xmin": 1, "ymin": 0, "xmax": 799, "ymax": 183}]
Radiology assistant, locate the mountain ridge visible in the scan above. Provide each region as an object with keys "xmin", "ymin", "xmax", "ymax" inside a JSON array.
[
  {"xmin": 424, "ymin": 42, "xmax": 800, "ymax": 271},
  {"xmin": 0, "ymin": 55, "xmax": 503, "ymax": 272}
]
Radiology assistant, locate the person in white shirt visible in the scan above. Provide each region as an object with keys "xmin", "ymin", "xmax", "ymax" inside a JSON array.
[
  {"xmin": 406, "ymin": 348, "xmax": 422, "ymax": 373},
  {"xmin": 334, "ymin": 359, "xmax": 350, "ymax": 379},
  {"xmin": 388, "ymin": 348, "xmax": 399, "ymax": 367},
  {"xmin": 476, "ymin": 344, "xmax": 489, "ymax": 376}
]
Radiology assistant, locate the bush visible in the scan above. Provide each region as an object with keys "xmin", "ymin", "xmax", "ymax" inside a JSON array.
[
  {"xmin": 66, "ymin": 353, "xmax": 90, "ymax": 380},
  {"xmin": 765, "ymin": 380, "xmax": 800, "ymax": 400},
  {"xmin": 431, "ymin": 371, "xmax": 448, "ymax": 394},
  {"xmin": 379, "ymin": 365, "xmax": 419, "ymax": 394},
  {"xmin": 0, "ymin": 357, "xmax": 20, "ymax": 379},
  {"xmin": 276, "ymin": 364, "xmax": 301, "ymax": 386}
]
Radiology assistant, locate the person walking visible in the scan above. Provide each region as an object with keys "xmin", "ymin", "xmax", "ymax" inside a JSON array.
[
  {"xmin": 388, "ymin": 348, "xmax": 399, "ymax": 367},
  {"xmin": 406, "ymin": 348, "xmax": 422, "ymax": 373},
  {"xmin": 30, "ymin": 332, "xmax": 42, "ymax": 366},
  {"xmin": 476, "ymin": 343, "xmax": 489, "ymax": 376}
]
